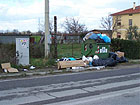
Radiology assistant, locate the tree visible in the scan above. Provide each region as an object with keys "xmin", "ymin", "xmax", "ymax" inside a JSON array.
[
  {"xmin": 127, "ymin": 25, "xmax": 140, "ymax": 41},
  {"xmin": 101, "ymin": 15, "xmax": 112, "ymax": 30},
  {"xmin": 100, "ymin": 15, "xmax": 112, "ymax": 37},
  {"xmin": 38, "ymin": 19, "xmax": 53, "ymax": 34},
  {"xmin": 13, "ymin": 29, "xmax": 19, "ymax": 34},
  {"xmin": 62, "ymin": 17, "xmax": 87, "ymax": 34},
  {"xmin": 26, "ymin": 30, "xmax": 31, "ymax": 34},
  {"xmin": 101, "ymin": 14, "xmax": 124, "ymax": 38}
]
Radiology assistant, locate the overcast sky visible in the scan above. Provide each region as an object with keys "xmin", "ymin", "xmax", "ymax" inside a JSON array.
[{"xmin": 0, "ymin": 0, "xmax": 139, "ymax": 32}]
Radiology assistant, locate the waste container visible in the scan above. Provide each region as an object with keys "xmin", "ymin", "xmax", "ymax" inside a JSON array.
[{"xmin": 81, "ymin": 39, "xmax": 110, "ymax": 59}]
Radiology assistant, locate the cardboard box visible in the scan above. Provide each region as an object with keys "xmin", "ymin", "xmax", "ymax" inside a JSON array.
[
  {"xmin": 1, "ymin": 63, "xmax": 18, "ymax": 73},
  {"xmin": 84, "ymin": 60, "xmax": 89, "ymax": 65},
  {"xmin": 116, "ymin": 52, "xmax": 124, "ymax": 58},
  {"xmin": 57, "ymin": 60, "xmax": 85, "ymax": 69}
]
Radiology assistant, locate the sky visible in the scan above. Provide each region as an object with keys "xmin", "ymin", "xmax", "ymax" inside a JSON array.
[{"xmin": 0, "ymin": 0, "xmax": 139, "ymax": 32}]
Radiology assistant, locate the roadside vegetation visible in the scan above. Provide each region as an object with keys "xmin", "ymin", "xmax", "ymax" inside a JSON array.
[{"xmin": 0, "ymin": 38, "xmax": 140, "ymax": 71}]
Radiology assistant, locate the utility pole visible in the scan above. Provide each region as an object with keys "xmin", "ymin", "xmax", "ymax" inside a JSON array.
[
  {"xmin": 45, "ymin": 0, "xmax": 50, "ymax": 57},
  {"xmin": 54, "ymin": 16, "xmax": 57, "ymax": 58},
  {"xmin": 38, "ymin": 18, "xmax": 40, "ymax": 32}
]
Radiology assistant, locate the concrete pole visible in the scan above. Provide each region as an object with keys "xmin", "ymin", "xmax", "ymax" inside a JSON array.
[{"xmin": 45, "ymin": 0, "xmax": 50, "ymax": 57}]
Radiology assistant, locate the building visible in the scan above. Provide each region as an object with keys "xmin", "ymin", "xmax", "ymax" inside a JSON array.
[
  {"xmin": 111, "ymin": 2, "xmax": 140, "ymax": 39},
  {"xmin": 0, "ymin": 33, "xmax": 30, "ymax": 44}
]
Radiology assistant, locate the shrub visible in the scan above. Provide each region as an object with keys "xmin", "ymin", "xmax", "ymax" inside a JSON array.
[
  {"xmin": 0, "ymin": 43, "xmax": 16, "ymax": 65},
  {"xmin": 111, "ymin": 39, "xmax": 140, "ymax": 59},
  {"xmin": 30, "ymin": 44, "xmax": 44, "ymax": 58}
]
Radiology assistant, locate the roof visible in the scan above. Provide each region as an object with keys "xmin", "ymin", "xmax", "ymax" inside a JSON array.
[
  {"xmin": 0, "ymin": 33, "xmax": 31, "ymax": 36},
  {"xmin": 111, "ymin": 5, "xmax": 140, "ymax": 16}
]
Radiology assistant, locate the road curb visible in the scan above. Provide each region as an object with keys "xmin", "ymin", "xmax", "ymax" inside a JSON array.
[{"xmin": 0, "ymin": 64, "xmax": 139, "ymax": 80}]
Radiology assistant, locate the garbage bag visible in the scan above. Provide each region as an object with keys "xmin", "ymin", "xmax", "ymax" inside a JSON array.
[
  {"xmin": 92, "ymin": 58, "xmax": 117, "ymax": 67},
  {"xmin": 97, "ymin": 33, "xmax": 103, "ymax": 39},
  {"xmin": 109, "ymin": 52, "xmax": 128, "ymax": 63},
  {"xmin": 59, "ymin": 57, "xmax": 76, "ymax": 61},
  {"xmin": 82, "ymin": 55, "xmax": 88, "ymax": 61},
  {"xmin": 102, "ymin": 35, "xmax": 111, "ymax": 43},
  {"xmin": 95, "ymin": 38, "xmax": 105, "ymax": 43},
  {"xmin": 89, "ymin": 33, "xmax": 98, "ymax": 40},
  {"xmin": 109, "ymin": 52, "xmax": 118, "ymax": 60},
  {"xmin": 69, "ymin": 57, "xmax": 76, "ymax": 61},
  {"xmin": 97, "ymin": 34, "xmax": 111, "ymax": 43},
  {"xmin": 93, "ymin": 55, "xmax": 99, "ymax": 60},
  {"xmin": 117, "ymin": 56, "xmax": 128, "ymax": 63},
  {"xmin": 83, "ymin": 32, "xmax": 94, "ymax": 41},
  {"xmin": 105, "ymin": 58, "xmax": 117, "ymax": 66},
  {"xmin": 92, "ymin": 59, "xmax": 106, "ymax": 66}
]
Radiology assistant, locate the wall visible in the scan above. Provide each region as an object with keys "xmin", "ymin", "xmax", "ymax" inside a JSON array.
[
  {"xmin": 0, "ymin": 35, "xmax": 30, "ymax": 44},
  {"xmin": 112, "ymin": 13, "xmax": 140, "ymax": 39}
]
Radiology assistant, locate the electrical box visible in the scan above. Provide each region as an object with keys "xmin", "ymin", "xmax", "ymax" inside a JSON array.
[{"xmin": 16, "ymin": 38, "xmax": 29, "ymax": 65}]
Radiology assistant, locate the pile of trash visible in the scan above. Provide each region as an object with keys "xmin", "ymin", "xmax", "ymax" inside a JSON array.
[
  {"xmin": 82, "ymin": 52, "xmax": 128, "ymax": 67},
  {"xmin": 1, "ymin": 63, "xmax": 36, "ymax": 73},
  {"xmin": 83, "ymin": 31, "xmax": 111, "ymax": 43},
  {"xmin": 57, "ymin": 51, "xmax": 128, "ymax": 70}
]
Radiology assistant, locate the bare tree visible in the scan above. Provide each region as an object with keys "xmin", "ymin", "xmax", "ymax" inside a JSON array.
[
  {"xmin": 100, "ymin": 15, "xmax": 112, "ymax": 37},
  {"xmin": 62, "ymin": 17, "xmax": 87, "ymax": 34},
  {"xmin": 38, "ymin": 19, "xmax": 53, "ymax": 34},
  {"xmin": 13, "ymin": 29, "xmax": 19, "ymax": 34},
  {"xmin": 101, "ymin": 14, "xmax": 123, "ymax": 38},
  {"xmin": 101, "ymin": 15, "xmax": 112, "ymax": 30}
]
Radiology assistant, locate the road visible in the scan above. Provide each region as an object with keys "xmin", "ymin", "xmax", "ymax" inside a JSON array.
[{"xmin": 0, "ymin": 67, "xmax": 140, "ymax": 105}]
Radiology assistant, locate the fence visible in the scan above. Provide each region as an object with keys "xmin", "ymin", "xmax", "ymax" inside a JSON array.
[{"xmin": 0, "ymin": 39, "xmax": 140, "ymax": 66}]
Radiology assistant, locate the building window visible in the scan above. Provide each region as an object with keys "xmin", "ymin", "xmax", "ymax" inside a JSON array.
[
  {"xmin": 117, "ymin": 32, "xmax": 121, "ymax": 38},
  {"xmin": 117, "ymin": 21, "xmax": 121, "ymax": 26},
  {"xmin": 129, "ymin": 19, "xmax": 132, "ymax": 26}
]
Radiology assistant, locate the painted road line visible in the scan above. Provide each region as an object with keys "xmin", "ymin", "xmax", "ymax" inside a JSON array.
[
  {"xmin": 47, "ymin": 87, "xmax": 140, "ymax": 105},
  {"xmin": 0, "ymin": 78, "xmax": 140, "ymax": 105},
  {"xmin": 0, "ymin": 93, "xmax": 55, "ymax": 105},
  {"xmin": 83, "ymin": 78, "xmax": 140, "ymax": 92},
  {"xmin": 0, "ymin": 72, "xmax": 140, "ymax": 98},
  {"xmin": 48, "ymin": 89, "xmax": 88, "ymax": 98}
]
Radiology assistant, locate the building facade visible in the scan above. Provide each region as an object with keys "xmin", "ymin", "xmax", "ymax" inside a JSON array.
[
  {"xmin": 0, "ymin": 34, "xmax": 30, "ymax": 44},
  {"xmin": 111, "ymin": 3, "xmax": 140, "ymax": 39}
]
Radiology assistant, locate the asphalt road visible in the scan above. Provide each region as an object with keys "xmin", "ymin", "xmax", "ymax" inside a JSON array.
[{"xmin": 0, "ymin": 67, "xmax": 140, "ymax": 105}]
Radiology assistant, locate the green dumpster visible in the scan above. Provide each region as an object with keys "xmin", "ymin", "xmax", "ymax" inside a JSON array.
[{"xmin": 81, "ymin": 39, "xmax": 110, "ymax": 59}]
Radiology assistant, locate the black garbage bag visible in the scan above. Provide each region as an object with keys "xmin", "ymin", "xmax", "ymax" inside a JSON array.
[
  {"xmin": 109, "ymin": 52, "xmax": 118, "ymax": 60},
  {"xmin": 105, "ymin": 58, "xmax": 117, "ymax": 66},
  {"xmin": 92, "ymin": 59, "xmax": 107, "ymax": 66},
  {"xmin": 117, "ymin": 56, "xmax": 128, "ymax": 63},
  {"xmin": 109, "ymin": 52, "xmax": 128, "ymax": 63},
  {"xmin": 92, "ymin": 58, "xmax": 117, "ymax": 67}
]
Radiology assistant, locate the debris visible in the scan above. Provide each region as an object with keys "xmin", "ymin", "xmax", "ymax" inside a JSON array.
[
  {"xmin": 115, "ymin": 51, "xmax": 124, "ymax": 58},
  {"xmin": 1, "ymin": 63, "xmax": 18, "ymax": 73},
  {"xmin": 72, "ymin": 67, "xmax": 84, "ymax": 70},
  {"xmin": 87, "ymin": 57, "xmax": 93, "ymax": 66},
  {"xmin": 109, "ymin": 52, "xmax": 128, "ymax": 63},
  {"xmin": 83, "ymin": 31, "xmax": 111, "ymax": 43},
  {"xmin": 82, "ymin": 56, "xmax": 93, "ymax": 66},
  {"xmin": 4, "ymin": 69, "xmax": 8, "ymax": 73},
  {"xmin": 82, "ymin": 55, "xmax": 88, "ymax": 61},
  {"xmin": 58, "ymin": 57, "xmax": 76, "ymax": 61},
  {"xmin": 57, "ymin": 60, "xmax": 85, "ymax": 69},
  {"xmin": 30, "ymin": 66, "xmax": 35, "ymax": 70},
  {"xmin": 92, "ymin": 58, "xmax": 117, "ymax": 67},
  {"xmin": 23, "ymin": 69, "xmax": 28, "ymax": 71},
  {"xmin": 93, "ymin": 55, "xmax": 99, "ymax": 60},
  {"xmin": 88, "ymin": 66, "xmax": 105, "ymax": 70}
]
